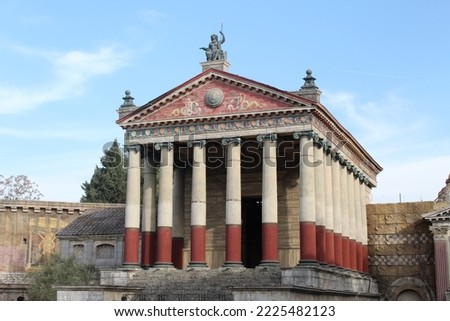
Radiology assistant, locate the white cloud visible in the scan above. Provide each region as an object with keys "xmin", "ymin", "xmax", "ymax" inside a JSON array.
[
  {"xmin": 0, "ymin": 45, "xmax": 131, "ymax": 114},
  {"xmin": 322, "ymin": 90, "xmax": 423, "ymax": 146},
  {"xmin": 373, "ymin": 155, "xmax": 450, "ymax": 203},
  {"xmin": 323, "ymin": 89, "xmax": 450, "ymax": 204}
]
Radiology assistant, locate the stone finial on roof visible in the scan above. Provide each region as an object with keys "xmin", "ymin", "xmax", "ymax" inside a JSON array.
[
  {"xmin": 117, "ymin": 90, "xmax": 137, "ymax": 119},
  {"xmin": 301, "ymin": 69, "xmax": 318, "ymax": 89},
  {"xmin": 121, "ymin": 90, "xmax": 136, "ymax": 108},
  {"xmin": 295, "ymin": 69, "xmax": 322, "ymax": 102}
]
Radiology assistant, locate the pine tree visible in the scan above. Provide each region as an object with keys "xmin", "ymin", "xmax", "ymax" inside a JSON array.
[{"xmin": 81, "ymin": 140, "xmax": 127, "ymax": 203}]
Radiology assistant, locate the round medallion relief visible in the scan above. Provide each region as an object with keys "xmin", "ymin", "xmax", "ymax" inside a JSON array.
[{"xmin": 204, "ymin": 88, "xmax": 224, "ymax": 108}]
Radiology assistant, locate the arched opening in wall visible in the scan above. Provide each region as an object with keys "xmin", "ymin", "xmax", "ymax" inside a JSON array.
[
  {"xmin": 397, "ymin": 289, "xmax": 423, "ymax": 301},
  {"xmin": 72, "ymin": 244, "xmax": 85, "ymax": 260},
  {"xmin": 241, "ymin": 197, "xmax": 262, "ymax": 268},
  {"xmin": 96, "ymin": 244, "xmax": 115, "ymax": 259}
]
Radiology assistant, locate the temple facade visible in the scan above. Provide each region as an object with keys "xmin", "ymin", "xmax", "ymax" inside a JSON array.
[{"xmin": 116, "ymin": 58, "xmax": 382, "ymax": 273}]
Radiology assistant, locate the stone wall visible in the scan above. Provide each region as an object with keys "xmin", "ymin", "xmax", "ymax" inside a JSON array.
[
  {"xmin": 367, "ymin": 201, "xmax": 448, "ymax": 300},
  {"xmin": 0, "ymin": 200, "xmax": 123, "ymax": 272}
]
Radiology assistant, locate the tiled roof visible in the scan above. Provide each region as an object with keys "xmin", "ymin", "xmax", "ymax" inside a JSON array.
[{"xmin": 57, "ymin": 206, "xmax": 125, "ymax": 237}]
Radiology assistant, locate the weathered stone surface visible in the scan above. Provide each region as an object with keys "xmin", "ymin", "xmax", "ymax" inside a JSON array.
[{"xmin": 367, "ymin": 201, "xmax": 438, "ymax": 299}]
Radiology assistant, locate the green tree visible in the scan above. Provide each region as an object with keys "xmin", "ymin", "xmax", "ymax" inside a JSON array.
[
  {"xmin": 81, "ymin": 140, "xmax": 127, "ymax": 203},
  {"xmin": 27, "ymin": 254, "xmax": 100, "ymax": 301}
]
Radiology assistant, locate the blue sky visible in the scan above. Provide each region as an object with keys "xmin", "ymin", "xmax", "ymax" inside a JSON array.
[{"xmin": 0, "ymin": 0, "xmax": 449, "ymax": 203}]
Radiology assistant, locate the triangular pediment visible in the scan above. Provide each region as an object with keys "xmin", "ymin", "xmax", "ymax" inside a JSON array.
[
  {"xmin": 423, "ymin": 205, "xmax": 450, "ymax": 222},
  {"xmin": 117, "ymin": 69, "xmax": 316, "ymax": 128}
]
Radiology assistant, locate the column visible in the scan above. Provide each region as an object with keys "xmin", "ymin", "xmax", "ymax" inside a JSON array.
[
  {"xmin": 154, "ymin": 142, "xmax": 174, "ymax": 267},
  {"xmin": 314, "ymin": 139, "xmax": 326, "ymax": 265},
  {"xmin": 347, "ymin": 166, "xmax": 357, "ymax": 270},
  {"xmin": 340, "ymin": 159, "xmax": 351, "ymax": 269},
  {"xmin": 257, "ymin": 133, "xmax": 279, "ymax": 266},
  {"xmin": 354, "ymin": 173, "xmax": 363, "ymax": 272},
  {"xmin": 324, "ymin": 145, "xmax": 335, "ymax": 266},
  {"xmin": 123, "ymin": 145, "xmax": 141, "ymax": 267},
  {"xmin": 188, "ymin": 140, "xmax": 208, "ymax": 268},
  {"xmin": 296, "ymin": 131, "xmax": 317, "ymax": 265},
  {"xmin": 331, "ymin": 153, "xmax": 342, "ymax": 268},
  {"xmin": 430, "ymin": 225, "xmax": 450, "ymax": 301},
  {"xmin": 172, "ymin": 166, "xmax": 185, "ymax": 269},
  {"xmin": 141, "ymin": 152, "xmax": 157, "ymax": 268},
  {"xmin": 223, "ymin": 137, "xmax": 243, "ymax": 267},
  {"xmin": 360, "ymin": 180, "xmax": 369, "ymax": 273}
]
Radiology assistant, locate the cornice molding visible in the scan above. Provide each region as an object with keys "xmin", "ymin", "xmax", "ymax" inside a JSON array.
[{"xmin": 293, "ymin": 130, "xmax": 371, "ymax": 186}]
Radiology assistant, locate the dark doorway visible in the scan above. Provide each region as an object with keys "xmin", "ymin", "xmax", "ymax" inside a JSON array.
[{"xmin": 241, "ymin": 197, "xmax": 262, "ymax": 268}]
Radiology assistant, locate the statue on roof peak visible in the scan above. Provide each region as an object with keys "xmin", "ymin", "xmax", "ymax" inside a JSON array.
[{"xmin": 200, "ymin": 28, "xmax": 226, "ymax": 61}]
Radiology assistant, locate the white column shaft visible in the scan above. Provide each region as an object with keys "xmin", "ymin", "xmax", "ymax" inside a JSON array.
[
  {"xmin": 173, "ymin": 166, "xmax": 185, "ymax": 238},
  {"xmin": 158, "ymin": 146, "xmax": 174, "ymax": 227},
  {"xmin": 314, "ymin": 146, "xmax": 325, "ymax": 226},
  {"xmin": 340, "ymin": 164, "xmax": 349, "ymax": 238},
  {"xmin": 226, "ymin": 142, "xmax": 241, "ymax": 225},
  {"xmin": 324, "ymin": 152, "xmax": 334, "ymax": 231},
  {"xmin": 299, "ymin": 135, "xmax": 315, "ymax": 222},
  {"xmin": 125, "ymin": 146, "xmax": 141, "ymax": 229},
  {"xmin": 262, "ymin": 139, "xmax": 277, "ymax": 224},
  {"xmin": 191, "ymin": 144, "xmax": 206, "ymax": 226},
  {"xmin": 354, "ymin": 178, "xmax": 362, "ymax": 243},
  {"xmin": 331, "ymin": 159, "xmax": 342, "ymax": 234},
  {"xmin": 142, "ymin": 155, "xmax": 156, "ymax": 232},
  {"xmin": 360, "ymin": 182, "xmax": 368, "ymax": 245},
  {"xmin": 347, "ymin": 170, "xmax": 356, "ymax": 240}
]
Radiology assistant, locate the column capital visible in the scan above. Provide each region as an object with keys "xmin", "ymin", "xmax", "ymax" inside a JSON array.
[
  {"xmin": 293, "ymin": 130, "xmax": 315, "ymax": 140},
  {"xmin": 125, "ymin": 144, "xmax": 141, "ymax": 153},
  {"xmin": 154, "ymin": 142, "xmax": 173, "ymax": 151},
  {"xmin": 429, "ymin": 224, "xmax": 450, "ymax": 240},
  {"xmin": 221, "ymin": 137, "xmax": 241, "ymax": 146},
  {"xmin": 187, "ymin": 140, "xmax": 207, "ymax": 148},
  {"xmin": 256, "ymin": 133, "xmax": 277, "ymax": 143}
]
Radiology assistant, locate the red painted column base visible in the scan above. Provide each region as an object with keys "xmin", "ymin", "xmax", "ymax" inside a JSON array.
[
  {"xmin": 325, "ymin": 229, "xmax": 335, "ymax": 266},
  {"xmin": 334, "ymin": 233, "xmax": 343, "ymax": 268},
  {"xmin": 260, "ymin": 223, "xmax": 279, "ymax": 265},
  {"xmin": 123, "ymin": 227, "xmax": 140, "ymax": 266},
  {"xmin": 362, "ymin": 244, "xmax": 369, "ymax": 273},
  {"xmin": 349, "ymin": 238, "xmax": 357, "ymax": 271},
  {"xmin": 299, "ymin": 222, "xmax": 317, "ymax": 264},
  {"xmin": 172, "ymin": 237, "xmax": 184, "ymax": 269},
  {"xmin": 356, "ymin": 242, "xmax": 363, "ymax": 272},
  {"xmin": 225, "ymin": 224, "xmax": 242, "ymax": 266},
  {"xmin": 316, "ymin": 225, "xmax": 327, "ymax": 265},
  {"xmin": 342, "ymin": 236, "xmax": 350, "ymax": 269},
  {"xmin": 155, "ymin": 227, "xmax": 173, "ymax": 267},
  {"xmin": 434, "ymin": 240, "xmax": 449, "ymax": 301},
  {"xmin": 189, "ymin": 225, "xmax": 207, "ymax": 267},
  {"xmin": 141, "ymin": 231, "xmax": 156, "ymax": 267}
]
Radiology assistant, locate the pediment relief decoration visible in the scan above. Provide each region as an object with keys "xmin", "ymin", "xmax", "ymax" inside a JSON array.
[{"xmin": 119, "ymin": 72, "xmax": 312, "ymax": 128}]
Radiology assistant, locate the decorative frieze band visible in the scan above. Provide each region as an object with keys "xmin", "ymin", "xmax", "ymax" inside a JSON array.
[
  {"xmin": 369, "ymin": 233, "xmax": 433, "ymax": 245},
  {"xmin": 293, "ymin": 130, "xmax": 370, "ymax": 186},
  {"xmin": 126, "ymin": 114, "xmax": 309, "ymax": 140},
  {"xmin": 369, "ymin": 254, "xmax": 434, "ymax": 266}
]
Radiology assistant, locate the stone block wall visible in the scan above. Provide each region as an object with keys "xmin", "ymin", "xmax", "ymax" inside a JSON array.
[{"xmin": 367, "ymin": 201, "xmax": 447, "ymax": 300}]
